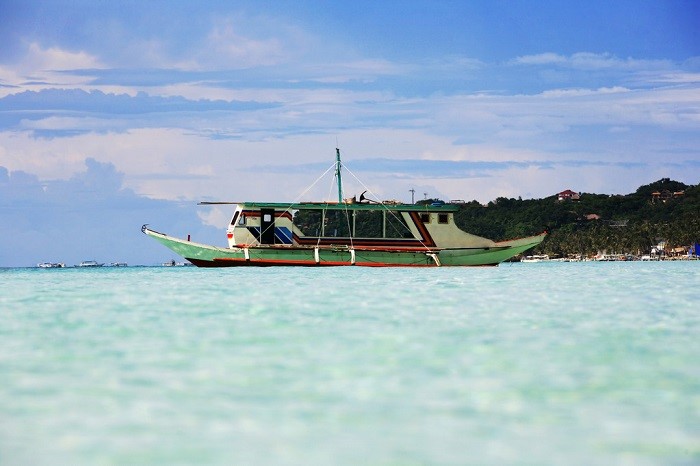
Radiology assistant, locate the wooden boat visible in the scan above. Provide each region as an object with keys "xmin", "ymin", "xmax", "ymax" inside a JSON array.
[{"xmin": 142, "ymin": 149, "xmax": 545, "ymax": 267}]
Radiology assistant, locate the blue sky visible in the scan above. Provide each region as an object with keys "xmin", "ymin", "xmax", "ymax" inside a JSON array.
[{"xmin": 1, "ymin": 0, "xmax": 699, "ymax": 266}]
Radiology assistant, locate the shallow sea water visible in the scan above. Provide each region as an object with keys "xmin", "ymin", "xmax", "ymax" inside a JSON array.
[{"xmin": 0, "ymin": 262, "xmax": 698, "ymax": 465}]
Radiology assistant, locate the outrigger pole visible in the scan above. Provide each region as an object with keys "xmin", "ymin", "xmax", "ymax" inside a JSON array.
[{"xmin": 335, "ymin": 147, "xmax": 343, "ymax": 203}]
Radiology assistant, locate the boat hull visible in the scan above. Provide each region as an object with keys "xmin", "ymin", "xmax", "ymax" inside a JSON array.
[{"xmin": 143, "ymin": 226, "xmax": 545, "ymax": 267}]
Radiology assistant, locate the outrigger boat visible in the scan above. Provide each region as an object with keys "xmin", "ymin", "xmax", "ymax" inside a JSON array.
[{"xmin": 142, "ymin": 149, "xmax": 545, "ymax": 267}]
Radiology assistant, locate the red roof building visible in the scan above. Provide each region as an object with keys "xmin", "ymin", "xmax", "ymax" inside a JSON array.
[{"xmin": 557, "ymin": 189, "xmax": 580, "ymax": 201}]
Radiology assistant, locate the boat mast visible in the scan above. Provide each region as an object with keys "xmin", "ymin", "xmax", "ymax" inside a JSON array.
[{"xmin": 335, "ymin": 147, "xmax": 343, "ymax": 203}]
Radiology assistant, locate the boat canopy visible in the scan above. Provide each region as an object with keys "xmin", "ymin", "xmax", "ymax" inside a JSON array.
[{"xmin": 226, "ymin": 201, "xmax": 460, "ymax": 212}]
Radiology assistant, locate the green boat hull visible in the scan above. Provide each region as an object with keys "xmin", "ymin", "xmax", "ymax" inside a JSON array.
[{"xmin": 143, "ymin": 226, "xmax": 545, "ymax": 267}]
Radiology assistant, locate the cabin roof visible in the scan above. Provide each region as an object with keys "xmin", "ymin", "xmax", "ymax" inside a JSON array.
[
  {"xmin": 558, "ymin": 189, "xmax": 578, "ymax": 196},
  {"xmin": 232, "ymin": 201, "xmax": 460, "ymax": 212}
]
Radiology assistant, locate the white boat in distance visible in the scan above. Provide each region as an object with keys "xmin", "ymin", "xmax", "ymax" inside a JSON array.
[
  {"xmin": 521, "ymin": 254, "xmax": 550, "ymax": 263},
  {"xmin": 76, "ymin": 260, "xmax": 104, "ymax": 267},
  {"xmin": 162, "ymin": 259, "xmax": 187, "ymax": 267},
  {"xmin": 37, "ymin": 262, "xmax": 65, "ymax": 268}
]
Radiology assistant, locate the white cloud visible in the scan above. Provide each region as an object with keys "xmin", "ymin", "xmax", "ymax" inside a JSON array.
[
  {"xmin": 197, "ymin": 205, "xmax": 231, "ymax": 228},
  {"xmin": 2, "ymin": 77, "xmax": 698, "ymax": 200},
  {"xmin": 179, "ymin": 16, "xmax": 318, "ymax": 71},
  {"xmin": 539, "ymin": 86, "xmax": 630, "ymax": 98},
  {"xmin": 0, "ymin": 16, "xmax": 698, "ymax": 213},
  {"xmin": 428, "ymin": 84, "xmax": 700, "ymax": 143},
  {"xmin": 309, "ymin": 59, "xmax": 410, "ymax": 83},
  {"xmin": 513, "ymin": 53, "xmax": 567, "ymax": 66},
  {"xmin": 0, "ymin": 43, "xmax": 103, "ymax": 97},
  {"xmin": 513, "ymin": 52, "xmax": 672, "ymax": 71},
  {"xmin": 646, "ymin": 72, "xmax": 700, "ymax": 84},
  {"xmin": 203, "ymin": 21, "xmax": 287, "ymax": 68},
  {"xmin": 0, "ymin": 157, "xmax": 222, "ymax": 266},
  {"xmin": 2, "ymin": 122, "xmax": 696, "ymax": 208},
  {"xmin": 23, "ymin": 42, "xmax": 103, "ymax": 72}
]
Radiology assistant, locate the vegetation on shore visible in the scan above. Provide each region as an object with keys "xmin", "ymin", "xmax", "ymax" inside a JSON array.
[{"xmin": 446, "ymin": 178, "xmax": 699, "ymax": 257}]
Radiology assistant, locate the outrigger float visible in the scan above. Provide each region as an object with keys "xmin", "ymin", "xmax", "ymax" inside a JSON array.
[{"xmin": 142, "ymin": 149, "xmax": 545, "ymax": 267}]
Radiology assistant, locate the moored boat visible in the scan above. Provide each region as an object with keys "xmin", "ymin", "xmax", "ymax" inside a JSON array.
[
  {"xmin": 162, "ymin": 259, "xmax": 186, "ymax": 267},
  {"xmin": 142, "ymin": 149, "xmax": 546, "ymax": 267},
  {"xmin": 76, "ymin": 260, "xmax": 104, "ymax": 267},
  {"xmin": 37, "ymin": 262, "xmax": 65, "ymax": 268},
  {"xmin": 521, "ymin": 254, "xmax": 550, "ymax": 263}
]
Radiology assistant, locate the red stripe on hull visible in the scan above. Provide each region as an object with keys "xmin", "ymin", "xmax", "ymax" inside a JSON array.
[{"xmin": 187, "ymin": 257, "xmax": 440, "ymax": 267}]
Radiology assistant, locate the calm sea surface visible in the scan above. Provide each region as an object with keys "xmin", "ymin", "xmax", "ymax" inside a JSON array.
[{"xmin": 1, "ymin": 263, "xmax": 698, "ymax": 465}]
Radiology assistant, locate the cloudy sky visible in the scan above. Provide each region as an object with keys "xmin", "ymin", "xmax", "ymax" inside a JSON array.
[{"xmin": 1, "ymin": 0, "xmax": 699, "ymax": 266}]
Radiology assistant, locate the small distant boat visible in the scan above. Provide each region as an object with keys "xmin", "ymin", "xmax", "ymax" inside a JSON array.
[
  {"xmin": 142, "ymin": 149, "xmax": 546, "ymax": 267},
  {"xmin": 76, "ymin": 260, "xmax": 104, "ymax": 267},
  {"xmin": 594, "ymin": 253, "xmax": 621, "ymax": 261},
  {"xmin": 109, "ymin": 262, "xmax": 128, "ymax": 267},
  {"xmin": 162, "ymin": 259, "xmax": 185, "ymax": 267},
  {"xmin": 37, "ymin": 262, "xmax": 65, "ymax": 268},
  {"xmin": 521, "ymin": 254, "xmax": 550, "ymax": 263}
]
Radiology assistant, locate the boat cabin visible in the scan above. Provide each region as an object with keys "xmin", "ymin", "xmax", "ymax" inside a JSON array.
[{"xmin": 226, "ymin": 202, "xmax": 495, "ymax": 250}]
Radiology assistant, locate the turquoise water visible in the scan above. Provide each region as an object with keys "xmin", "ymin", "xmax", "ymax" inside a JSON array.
[{"xmin": 1, "ymin": 263, "xmax": 698, "ymax": 465}]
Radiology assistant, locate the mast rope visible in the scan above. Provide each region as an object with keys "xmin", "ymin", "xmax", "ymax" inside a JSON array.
[
  {"xmin": 318, "ymin": 169, "xmax": 340, "ymax": 248},
  {"xmin": 239, "ymin": 162, "xmax": 337, "ymax": 248},
  {"xmin": 241, "ymin": 163, "xmax": 336, "ymax": 247},
  {"xmin": 240, "ymin": 150, "xmax": 434, "ymax": 262},
  {"xmin": 342, "ymin": 164, "xmax": 433, "ymax": 253}
]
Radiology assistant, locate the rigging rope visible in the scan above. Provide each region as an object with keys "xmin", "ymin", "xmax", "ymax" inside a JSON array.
[
  {"xmin": 239, "ymin": 153, "xmax": 435, "ymax": 260},
  {"xmin": 342, "ymin": 164, "xmax": 433, "ymax": 252},
  {"xmin": 240, "ymin": 162, "xmax": 337, "ymax": 248}
]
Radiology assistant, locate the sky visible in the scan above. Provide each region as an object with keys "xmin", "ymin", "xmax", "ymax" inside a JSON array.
[{"xmin": 1, "ymin": 0, "xmax": 699, "ymax": 266}]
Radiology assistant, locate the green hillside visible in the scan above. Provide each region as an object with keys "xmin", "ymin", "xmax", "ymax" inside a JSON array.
[{"xmin": 449, "ymin": 178, "xmax": 700, "ymax": 256}]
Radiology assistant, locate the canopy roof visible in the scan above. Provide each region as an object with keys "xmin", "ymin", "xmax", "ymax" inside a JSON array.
[{"xmin": 201, "ymin": 201, "xmax": 460, "ymax": 212}]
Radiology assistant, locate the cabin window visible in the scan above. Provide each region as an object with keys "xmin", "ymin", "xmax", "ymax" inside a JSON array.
[
  {"xmin": 321, "ymin": 210, "xmax": 351, "ymax": 237},
  {"xmin": 420, "ymin": 213, "xmax": 430, "ymax": 223},
  {"xmin": 353, "ymin": 211, "xmax": 383, "ymax": 238},
  {"xmin": 384, "ymin": 211, "xmax": 412, "ymax": 238},
  {"xmin": 294, "ymin": 210, "xmax": 323, "ymax": 236},
  {"xmin": 238, "ymin": 214, "xmax": 246, "ymax": 225},
  {"xmin": 295, "ymin": 209, "xmax": 352, "ymax": 237},
  {"xmin": 438, "ymin": 213, "xmax": 449, "ymax": 224},
  {"xmin": 230, "ymin": 212, "xmax": 240, "ymax": 225},
  {"xmin": 293, "ymin": 209, "xmax": 412, "ymax": 239}
]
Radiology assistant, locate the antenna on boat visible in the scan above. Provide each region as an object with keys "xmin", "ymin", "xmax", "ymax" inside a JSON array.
[{"xmin": 335, "ymin": 147, "xmax": 343, "ymax": 203}]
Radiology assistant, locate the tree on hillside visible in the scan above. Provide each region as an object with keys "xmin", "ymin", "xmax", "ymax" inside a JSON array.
[{"xmin": 453, "ymin": 179, "xmax": 699, "ymax": 256}]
